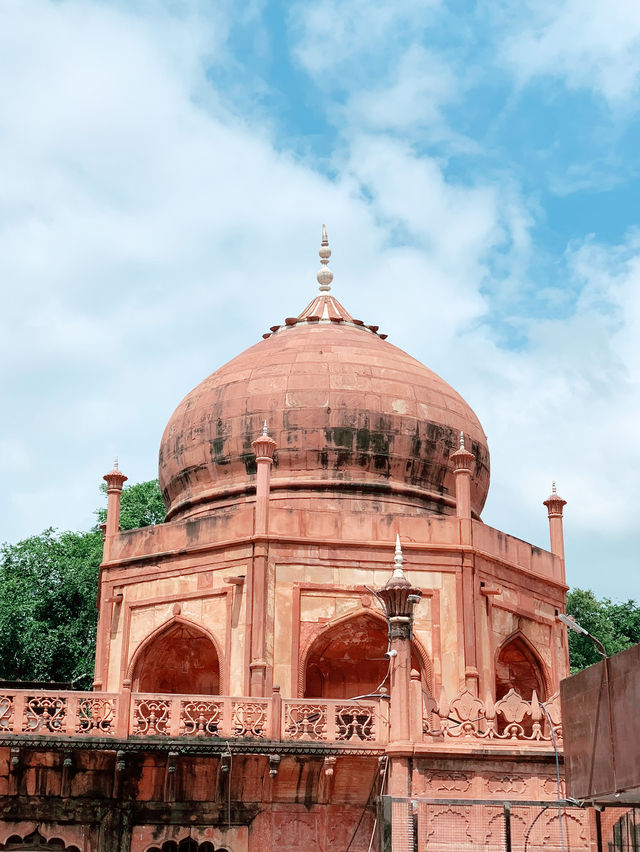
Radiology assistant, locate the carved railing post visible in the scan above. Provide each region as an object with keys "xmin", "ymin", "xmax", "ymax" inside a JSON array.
[
  {"xmin": 270, "ymin": 685, "xmax": 282, "ymax": 740},
  {"xmin": 409, "ymin": 669, "xmax": 423, "ymax": 743},
  {"xmin": 117, "ymin": 680, "xmax": 132, "ymax": 738}
]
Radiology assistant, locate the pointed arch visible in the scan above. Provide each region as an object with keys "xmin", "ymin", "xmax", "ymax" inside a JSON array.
[
  {"xmin": 299, "ymin": 609, "xmax": 433, "ymax": 699},
  {"xmin": 0, "ymin": 830, "xmax": 80, "ymax": 851},
  {"xmin": 495, "ymin": 630, "xmax": 550, "ymax": 701},
  {"xmin": 146, "ymin": 842, "xmax": 227, "ymax": 852},
  {"xmin": 128, "ymin": 616, "xmax": 224, "ymax": 695}
]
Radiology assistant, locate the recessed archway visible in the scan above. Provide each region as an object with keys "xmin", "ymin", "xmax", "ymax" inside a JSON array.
[
  {"xmin": 495, "ymin": 633, "xmax": 548, "ymax": 701},
  {"xmin": 132, "ymin": 620, "xmax": 221, "ymax": 695},
  {"xmin": 147, "ymin": 842, "xmax": 227, "ymax": 852},
  {"xmin": 0, "ymin": 830, "xmax": 80, "ymax": 851},
  {"xmin": 303, "ymin": 611, "xmax": 429, "ymax": 699}
]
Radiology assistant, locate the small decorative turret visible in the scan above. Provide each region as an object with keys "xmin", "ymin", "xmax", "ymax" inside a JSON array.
[
  {"xmin": 376, "ymin": 535, "xmax": 422, "ymax": 639},
  {"xmin": 450, "ymin": 431, "xmax": 474, "ymax": 473},
  {"xmin": 252, "ymin": 422, "xmax": 277, "ymax": 536},
  {"xmin": 543, "ymin": 481, "xmax": 567, "ymax": 564},
  {"xmin": 317, "ymin": 224, "xmax": 333, "ymax": 292},
  {"xmin": 103, "ymin": 457, "xmax": 127, "ymax": 494},
  {"xmin": 377, "ymin": 536, "xmax": 422, "ymax": 756},
  {"xmin": 543, "ymin": 481, "xmax": 567, "ymax": 516},
  {"xmin": 251, "ymin": 421, "xmax": 277, "ymax": 463},
  {"xmin": 102, "ymin": 459, "xmax": 128, "ymax": 559},
  {"xmin": 451, "ymin": 432, "xmax": 474, "ymax": 526}
]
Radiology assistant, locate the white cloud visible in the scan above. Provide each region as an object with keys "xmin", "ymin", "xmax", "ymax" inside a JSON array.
[
  {"xmin": 502, "ymin": 0, "xmax": 640, "ymax": 104},
  {"xmin": 289, "ymin": 0, "xmax": 440, "ymax": 81},
  {"xmin": 343, "ymin": 45, "xmax": 457, "ymax": 134},
  {"xmin": 1, "ymin": 0, "xmax": 639, "ymax": 604},
  {"xmin": 469, "ymin": 230, "xmax": 640, "ymax": 597}
]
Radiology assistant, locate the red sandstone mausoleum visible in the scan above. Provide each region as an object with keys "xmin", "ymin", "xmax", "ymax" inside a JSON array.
[{"xmin": 0, "ymin": 229, "xmax": 620, "ymax": 850}]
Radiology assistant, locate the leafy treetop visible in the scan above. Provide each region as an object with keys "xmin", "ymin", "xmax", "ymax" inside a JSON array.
[
  {"xmin": 566, "ymin": 588, "xmax": 640, "ymax": 672},
  {"xmin": 0, "ymin": 479, "xmax": 166, "ymax": 686}
]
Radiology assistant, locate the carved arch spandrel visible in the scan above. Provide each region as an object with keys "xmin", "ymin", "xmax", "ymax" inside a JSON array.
[
  {"xmin": 126, "ymin": 615, "xmax": 227, "ymax": 695},
  {"xmin": 298, "ymin": 607, "xmax": 434, "ymax": 698}
]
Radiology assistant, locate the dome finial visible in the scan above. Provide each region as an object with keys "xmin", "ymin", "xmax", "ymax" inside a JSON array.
[{"xmin": 317, "ymin": 224, "xmax": 333, "ymax": 292}]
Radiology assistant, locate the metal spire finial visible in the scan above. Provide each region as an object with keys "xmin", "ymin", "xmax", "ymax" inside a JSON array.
[
  {"xmin": 317, "ymin": 224, "xmax": 333, "ymax": 292},
  {"xmin": 393, "ymin": 533, "xmax": 405, "ymax": 579},
  {"xmin": 552, "ymin": 481, "xmax": 557, "ymax": 495},
  {"xmin": 113, "ymin": 457, "xmax": 119, "ymax": 471},
  {"xmin": 262, "ymin": 420, "xmax": 268, "ymax": 437},
  {"xmin": 459, "ymin": 431, "xmax": 465, "ymax": 450}
]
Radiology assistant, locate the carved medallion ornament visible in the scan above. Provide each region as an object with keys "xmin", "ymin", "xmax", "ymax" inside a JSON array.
[
  {"xmin": 487, "ymin": 775, "xmax": 528, "ymax": 795},
  {"xmin": 425, "ymin": 772, "xmax": 471, "ymax": 793}
]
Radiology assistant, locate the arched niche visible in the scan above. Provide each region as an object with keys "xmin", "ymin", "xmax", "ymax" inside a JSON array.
[
  {"xmin": 495, "ymin": 632, "xmax": 548, "ymax": 701},
  {"xmin": 131, "ymin": 619, "xmax": 221, "ymax": 695},
  {"xmin": 302, "ymin": 611, "xmax": 432, "ymax": 699},
  {"xmin": 147, "ymin": 842, "xmax": 226, "ymax": 852},
  {"xmin": 0, "ymin": 830, "xmax": 80, "ymax": 851}
]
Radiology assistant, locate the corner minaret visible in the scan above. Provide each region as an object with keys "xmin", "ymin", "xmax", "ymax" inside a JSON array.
[
  {"xmin": 251, "ymin": 421, "xmax": 277, "ymax": 535},
  {"xmin": 543, "ymin": 481, "xmax": 567, "ymax": 564},
  {"xmin": 103, "ymin": 458, "xmax": 127, "ymax": 559},
  {"xmin": 451, "ymin": 431, "xmax": 475, "ymax": 520},
  {"xmin": 249, "ymin": 422, "xmax": 277, "ymax": 697}
]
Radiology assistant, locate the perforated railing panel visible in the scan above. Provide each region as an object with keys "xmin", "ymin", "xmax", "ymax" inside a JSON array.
[
  {"xmin": 391, "ymin": 800, "xmax": 414, "ymax": 852},
  {"xmin": 511, "ymin": 804, "xmax": 591, "ymax": 851},
  {"xmin": 383, "ymin": 798, "xmax": 605, "ymax": 852},
  {"xmin": 417, "ymin": 802, "xmax": 506, "ymax": 851}
]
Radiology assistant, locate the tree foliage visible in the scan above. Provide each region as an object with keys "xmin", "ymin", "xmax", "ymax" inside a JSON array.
[
  {"xmin": 95, "ymin": 478, "xmax": 166, "ymax": 530},
  {"xmin": 566, "ymin": 588, "xmax": 640, "ymax": 672},
  {"xmin": 0, "ymin": 479, "xmax": 166, "ymax": 685}
]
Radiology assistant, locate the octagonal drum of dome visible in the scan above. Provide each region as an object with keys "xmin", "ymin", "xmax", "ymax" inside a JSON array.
[{"xmin": 159, "ymin": 296, "xmax": 490, "ymax": 523}]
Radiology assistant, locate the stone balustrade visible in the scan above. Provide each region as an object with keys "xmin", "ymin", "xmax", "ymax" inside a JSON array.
[
  {"xmin": 0, "ymin": 690, "xmax": 388, "ymax": 746},
  {"xmin": 421, "ymin": 687, "xmax": 563, "ymax": 743},
  {"xmin": 0, "ymin": 687, "xmax": 561, "ymax": 747}
]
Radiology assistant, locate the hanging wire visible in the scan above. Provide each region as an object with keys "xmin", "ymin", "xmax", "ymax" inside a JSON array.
[
  {"xmin": 366, "ymin": 756, "xmax": 389, "ymax": 852},
  {"xmin": 540, "ymin": 700, "xmax": 567, "ymax": 852},
  {"xmin": 345, "ymin": 756, "xmax": 388, "ymax": 852}
]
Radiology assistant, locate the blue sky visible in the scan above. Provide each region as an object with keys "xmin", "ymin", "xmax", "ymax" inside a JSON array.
[{"xmin": 1, "ymin": 0, "xmax": 640, "ymax": 599}]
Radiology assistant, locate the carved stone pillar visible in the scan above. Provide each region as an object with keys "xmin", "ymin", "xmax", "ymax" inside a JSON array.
[{"xmin": 377, "ymin": 536, "xmax": 422, "ymax": 798}]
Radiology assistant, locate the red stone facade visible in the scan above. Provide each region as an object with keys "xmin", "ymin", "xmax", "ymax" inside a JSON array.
[{"xmin": 0, "ymin": 245, "xmax": 602, "ymax": 850}]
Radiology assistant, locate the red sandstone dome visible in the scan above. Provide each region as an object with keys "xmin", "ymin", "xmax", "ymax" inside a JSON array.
[{"xmin": 159, "ymin": 283, "xmax": 491, "ymax": 522}]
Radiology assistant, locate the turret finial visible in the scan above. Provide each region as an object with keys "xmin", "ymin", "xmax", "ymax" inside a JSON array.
[
  {"xmin": 393, "ymin": 533, "xmax": 405, "ymax": 579},
  {"xmin": 552, "ymin": 481, "xmax": 557, "ymax": 495},
  {"xmin": 262, "ymin": 420, "xmax": 268, "ymax": 437},
  {"xmin": 459, "ymin": 431, "xmax": 465, "ymax": 450},
  {"xmin": 317, "ymin": 224, "xmax": 333, "ymax": 292},
  {"xmin": 113, "ymin": 457, "xmax": 119, "ymax": 471}
]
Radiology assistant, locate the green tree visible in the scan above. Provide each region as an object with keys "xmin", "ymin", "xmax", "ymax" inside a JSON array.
[
  {"xmin": 95, "ymin": 478, "xmax": 166, "ymax": 530},
  {"xmin": 0, "ymin": 528, "xmax": 102, "ymax": 684},
  {"xmin": 0, "ymin": 479, "xmax": 166, "ymax": 685},
  {"xmin": 566, "ymin": 588, "xmax": 640, "ymax": 672}
]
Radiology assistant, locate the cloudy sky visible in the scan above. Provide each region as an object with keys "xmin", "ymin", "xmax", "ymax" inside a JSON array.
[{"xmin": 1, "ymin": 0, "xmax": 639, "ymax": 599}]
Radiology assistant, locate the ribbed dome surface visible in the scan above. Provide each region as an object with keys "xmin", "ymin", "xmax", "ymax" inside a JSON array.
[{"xmin": 159, "ymin": 296, "xmax": 490, "ymax": 521}]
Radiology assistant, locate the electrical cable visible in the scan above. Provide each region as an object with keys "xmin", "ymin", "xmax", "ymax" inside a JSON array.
[
  {"xmin": 366, "ymin": 757, "xmax": 389, "ymax": 852},
  {"xmin": 540, "ymin": 700, "xmax": 566, "ymax": 852},
  {"xmin": 523, "ymin": 804, "xmax": 551, "ymax": 852},
  {"xmin": 345, "ymin": 756, "xmax": 388, "ymax": 852}
]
